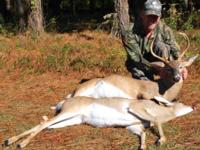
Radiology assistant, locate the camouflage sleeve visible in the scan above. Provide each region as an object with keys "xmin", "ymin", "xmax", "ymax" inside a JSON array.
[
  {"xmin": 122, "ymin": 25, "xmax": 152, "ymax": 72},
  {"xmin": 162, "ymin": 23, "xmax": 180, "ymax": 59}
]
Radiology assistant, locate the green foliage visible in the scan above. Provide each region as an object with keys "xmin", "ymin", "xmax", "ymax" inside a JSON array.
[
  {"xmin": 191, "ymin": 32, "xmax": 200, "ymax": 44},
  {"xmin": 162, "ymin": 2, "xmax": 200, "ymax": 30},
  {"xmin": 45, "ymin": 55, "xmax": 57, "ymax": 69},
  {"xmin": 181, "ymin": 11, "xmax": 200, "ymax": 30},
  {"xmin": 163, "ymin": 15, "xmax": 180, "ymax": 30},
  {"xmin": 181, "ymin": 15, "xmax": 194, "ymax": 30},
  {"xmin": 62, "ymin": 43, "xmax": 74, "ymax": 53},
  {"xmin": 80, "ymin": 43, "xmax": 93, "ymax": 49},
  {"xmin": 46, "ymin": 17, "xmax": 57, "ymax": 32},
  {"xmin": 0, "ymin": 24, "xmax": 7, "ymax": 34},
  {"xmin": 31, "ymin": 0, "xmax": 37, "ymax": 10},
  {"xmin": 70, "ymin": 57, "xmax": 96, "ymax": 72},
  {"xmin": 0, "ymin": 114, "xmax": 15, "ymax": 122},
  {"xmin": 14, "ymin": 56, "xmax": 33, "ymax": 70}
]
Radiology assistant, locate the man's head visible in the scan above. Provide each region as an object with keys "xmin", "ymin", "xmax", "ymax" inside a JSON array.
[{"xmin": 140, "ymin": 0, "xmax": 162, "ymax": 33}]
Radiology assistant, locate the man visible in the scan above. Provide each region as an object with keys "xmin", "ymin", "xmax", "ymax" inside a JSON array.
[{"xmin": 123, "ymin": 0, "xmax": 188, "ymax": 80}]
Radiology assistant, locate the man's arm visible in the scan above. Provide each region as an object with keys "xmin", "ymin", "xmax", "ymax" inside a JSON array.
[
  {"xmin": 162, "ymin": 23, "xmax": 180, "ymax": 59},
  {"xmin": 164, "ymin": 25, "xmax": 188, "ymax": 79},
  {"xmin": 123, "ymin": 28, "xmax": 153, "ymax": 73}
]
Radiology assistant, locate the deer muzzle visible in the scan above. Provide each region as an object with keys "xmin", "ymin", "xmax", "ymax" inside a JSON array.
[{"xmin": 174, "ymin": 75, "xmax": 181, "ymax": 82}]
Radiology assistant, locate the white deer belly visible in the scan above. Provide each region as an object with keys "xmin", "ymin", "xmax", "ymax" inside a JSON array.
[
  {"xmin": 83, "ymin": 103, "xmax": 140, "ymax": 127},
  {"xmin": 79, "ymin": 80, "xmax": 132, "ymax": 99}
]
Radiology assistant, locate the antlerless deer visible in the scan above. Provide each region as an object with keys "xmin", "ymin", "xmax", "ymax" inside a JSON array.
[
  {"xmin": 4, "ymin": 97, "xmax": 193, "ymax": 149},
  {"xmin": 54, "ymin": 33, "xmax": 198, "ymax": 111}
]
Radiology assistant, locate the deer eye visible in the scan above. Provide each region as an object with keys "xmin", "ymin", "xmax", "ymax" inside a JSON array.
[
  {"xmin": 166, "ymin": 68, "xmax": 172, "ymax": 72},
  {"xmin": 179, "ymin": 65, "xmax": 183, "ymax": 69}
]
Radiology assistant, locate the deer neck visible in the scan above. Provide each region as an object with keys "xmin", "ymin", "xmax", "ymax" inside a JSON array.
[{"xmin": 157, "ymin": 79, "xmax": 183, "ymax": 101}]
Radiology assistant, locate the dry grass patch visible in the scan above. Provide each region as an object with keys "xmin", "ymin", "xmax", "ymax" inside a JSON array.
[{"xmin": 0, "ymin": 30, "xmax": 200, "ymax": 150}]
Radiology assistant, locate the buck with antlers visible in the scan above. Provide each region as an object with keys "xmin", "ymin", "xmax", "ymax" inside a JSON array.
[
  {"xmin": 4, "ymin": 96, "xmax": 193, "ymax": 149},
  {"xmin": 54, "ymin": 33, "xmax": 198, "ymax": 112}
]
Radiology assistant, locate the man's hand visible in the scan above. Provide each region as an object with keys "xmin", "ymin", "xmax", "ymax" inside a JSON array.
[{"xmin": 181, "ymin": 67, "xmax": 188, "ymax": 80}]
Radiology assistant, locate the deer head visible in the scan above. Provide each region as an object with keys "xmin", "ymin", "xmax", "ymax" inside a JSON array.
[
  {"xmin": 173, "ymin": 102, "xmax": 193, "ymax": 117},
  {"xmin": 150, "ymin": 32, "xmax": 199, "ymax": 82}
]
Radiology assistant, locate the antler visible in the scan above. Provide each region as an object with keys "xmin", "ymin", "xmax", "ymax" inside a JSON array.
[
  {"xmin": 150, "ymin": 38, "xmax": 169, "ymax": 64},
  {"xmin": 177, "ymin": 32, "xmax": 190, "ymax": 60},
  {"xmin": 150, "ymin": 32, "xmax": 190, "ymax": 62}
]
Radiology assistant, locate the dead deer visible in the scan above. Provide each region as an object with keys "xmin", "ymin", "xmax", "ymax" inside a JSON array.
[
  {"xmin": 54, "ymin": 33, "xmax": 198, "ymax": 111},
  {"xmin": 3, "ymin": 96, "xmax": 193, "ymax": 150}
]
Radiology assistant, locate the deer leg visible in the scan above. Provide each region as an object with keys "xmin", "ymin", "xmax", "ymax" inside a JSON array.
[
  {"xmin": 156, "ymin": 123, "xmax": 166, "ymax": 145},
  {"xmin": 17, "ymin": 114, "xmax": 83, "ymax": 149},
  {"xmin": 4, "ymin": 116, "xmax": 49, "ymax": 146},
  {"xmin": 127, "ymin": 125, "xmax": 147, "ymax": 150},
  {"xmin": 4, "ymin": 124, "xmax": 41, "ymax": 146},
  {"xmin": 140, "ymin": 131, "xmax": 147, "ymax": 150}
]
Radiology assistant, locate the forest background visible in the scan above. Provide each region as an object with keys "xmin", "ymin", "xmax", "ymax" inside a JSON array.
[{"xmin": 0, "ymin": 0, "xmax": 200, "ymax": 34}]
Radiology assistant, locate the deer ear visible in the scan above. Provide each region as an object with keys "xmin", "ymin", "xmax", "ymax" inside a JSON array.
[
  {"xmin": 153, "ymin": 96, "xmax": 174, "ymax": 106},
  {"xmin": 150, "ymin": 61, "xmax": 165, "ymax": 69},
  {"xmin": 182, "ymin": 54, "xmax": 199, "ymax": 67}
]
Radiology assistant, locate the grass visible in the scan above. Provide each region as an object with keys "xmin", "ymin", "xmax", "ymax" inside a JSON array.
[
  {"xmin": 0, "ymin": 114, "xmax": 15, "ymax": 122},
  {"xmin": 0, "ymin": 30, "xmax": 128, "ymax": 75},
  {"xmin": 1, "ymin": 29, "xmax": 199, "ymax": 76},
  {"xmin": 0, "ymin": 29, "xmax": 199, "ymax": 76},
  {"xmin": 0, "ymin": 29, "xmax": 200, "ymax": 150}
]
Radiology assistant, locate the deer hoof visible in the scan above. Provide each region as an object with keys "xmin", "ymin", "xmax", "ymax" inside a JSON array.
[
  {"xmin": 156, "ymin": 137, "xmax": 166, "ymax": 145},
  {"xmin": 140, "ymin": 144, "xmax": 147, "ymax": 150},
  {"xmin": 3, "ymin": 139, "xmax": 10, "ymax": 146},
  {"xmin": 17, "ymin": 144, "xmax": 23, "ymax": 150}
]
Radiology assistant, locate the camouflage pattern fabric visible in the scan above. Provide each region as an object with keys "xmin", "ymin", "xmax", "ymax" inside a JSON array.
[{"xmin": 122, "ymin": 20, "xmax": 180, "ymax": 80}]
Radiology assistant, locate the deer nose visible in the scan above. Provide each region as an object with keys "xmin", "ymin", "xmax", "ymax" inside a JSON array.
[
  {"xmin": 174, "ymin": 75, "xmax": 181, "ymax": 82},
  {"xmin": 192, "ymin": 105, "xmax": 196, "ymax": 111}
]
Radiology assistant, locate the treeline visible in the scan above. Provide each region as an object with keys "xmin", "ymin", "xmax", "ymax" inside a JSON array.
[{"xmin": 0, "ymin": 0, "xmax": 200, "ymax": 34}]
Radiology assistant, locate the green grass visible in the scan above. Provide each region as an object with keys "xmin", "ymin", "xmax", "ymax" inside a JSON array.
[{"xmin": 0, "ymin": 113, "xmax": 15, "ymax": 122}]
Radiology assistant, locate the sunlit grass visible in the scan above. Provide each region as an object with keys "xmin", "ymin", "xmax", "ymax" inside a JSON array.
[
  {"xmin": 0, "ymin": 30, "xmax": 200, "ymax": 150},
  {"xmin": 0, "ymin": 30, "xmax": 128, "ymax": 75}
]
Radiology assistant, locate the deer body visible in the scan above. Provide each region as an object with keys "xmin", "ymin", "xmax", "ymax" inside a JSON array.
[
  {"xmin": 71, "ymin": 74, "xmax": 183, "ymax": 100},
  {"xmin": 61, "ymin": 33, "xmax": 197, "ymax": 103},
  {"xmin": 4, "ymin": 97, "xmax": 193, "ymax": 149},
  {"xmin": 53, "ymin": 55, "xmax": 197, "ymax": 113}
]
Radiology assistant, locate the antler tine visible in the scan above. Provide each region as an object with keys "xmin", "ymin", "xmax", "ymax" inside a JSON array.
[
  {"xmin": 150, "ymin": 38, "xmax": 169, "ymax": 64},
  {"xmin": 178, "ymin": 32, "xmax": 190, "ymax": 60}
]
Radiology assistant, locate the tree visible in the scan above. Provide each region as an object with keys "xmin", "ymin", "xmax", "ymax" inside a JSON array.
[
  {"xmin": 0, "ymin": 0, "xmax": 13, "ymax": 23},
  {"xmin": 16, "ymin": 0, "xmax": 27, "ymax": 31},
  {"xmin": 115, "ymin": 0, "xmax": 130, "ymax": 39},
  {"xmin": 70, "ymin": 0, "xmax": 77, "ymax": 16},
  {"xmin": 28, "ymin": 0, "xmax": 44, "ymax": 33}
]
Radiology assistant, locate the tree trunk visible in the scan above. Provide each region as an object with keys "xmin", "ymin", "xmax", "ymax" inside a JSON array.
[
  {"xmin": 28, "ymin": 0, "xmax": 44, "ymax": 33},
  {"xmin": 115, "ymin": 0, "xmax": 130, "ymax": 38},
  {"xmin": 0, "ymin": 0, "xmax": 12, "ymax": 23},
  {"xmin": 70, "ymin": 0, "xmax": 76, "ymax": 16},
  {"xmin": 90, "ymin": 0, "xmax": 96, "ymax": 13},
  {"xmin": 16, "ymin": 0, "xmax": 26, "ymax": 31}
]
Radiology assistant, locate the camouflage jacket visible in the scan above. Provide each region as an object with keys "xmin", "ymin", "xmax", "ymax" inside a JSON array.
[{"xmin": 122, "ymin": 20, "xmax": 180, "ymax": 77}]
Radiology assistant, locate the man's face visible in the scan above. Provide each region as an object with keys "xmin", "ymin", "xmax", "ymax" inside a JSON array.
[{"xmin": 140, "ymin": 11, "xmax": 160, "ymax": 32}]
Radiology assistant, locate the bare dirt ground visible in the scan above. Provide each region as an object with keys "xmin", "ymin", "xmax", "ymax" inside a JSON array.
[{"xmin": 0, "ymin": 31, "xmax": 200, "ymax": 150}]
